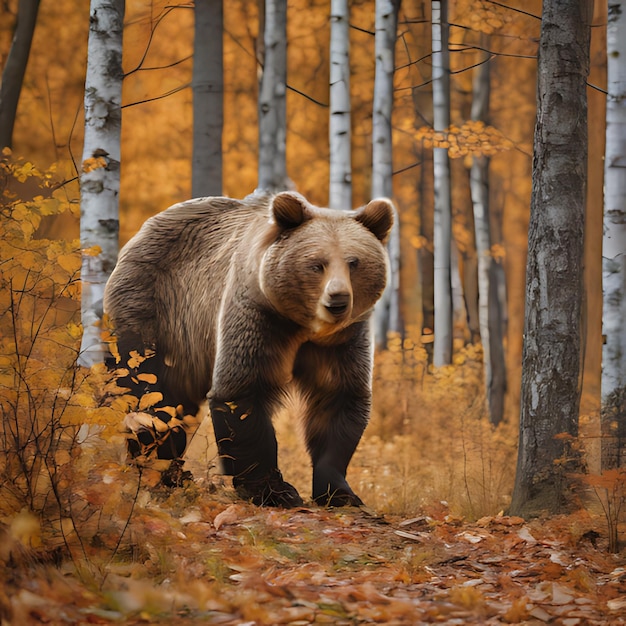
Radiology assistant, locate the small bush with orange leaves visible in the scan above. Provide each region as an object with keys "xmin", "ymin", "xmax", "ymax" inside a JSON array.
[{"xmin": 0, "ymin": 152, "xmax": 123, "ymax": 538}]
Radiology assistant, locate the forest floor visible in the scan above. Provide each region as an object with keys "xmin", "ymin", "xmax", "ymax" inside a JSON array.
[{"xmin": 2, "ymin": 475, "xmax": 625, "ymax": 626}]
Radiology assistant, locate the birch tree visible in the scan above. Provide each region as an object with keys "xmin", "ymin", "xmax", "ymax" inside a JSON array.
[
  {"xmin": 0, "ymin": 0, "xmax": 41, "ymax": 149},
  {"xmin": 431, "ymin": 0, "xmax": 452, "ymax": 367},
  {"xmin": 78, "ymin": 0, "xmax": 125, "ymax": 367},
  {"xmin": 372, "ymin": 0, "xmax": 401, "ymax": 348},
  {"xmin": 601, "ymin": 0, "xmax": 626, "ymax": 469},
  {"xmin": 192, "ymin": 0, "xmax": 223, "ymax": 197},
  {"xmin": 509, "ymin": 0, "xmax": 591, "ymax": 517},
  {"xmin": 329, "ymin": 0, "xmax": 351, "ymax": 209},
  {"xmin": 470, "ymin": 47, "xmax": 506, "ymax": 426},
  {"xmin": 258, "ymin": 0, "xmax": 288, "ymax": 192}
]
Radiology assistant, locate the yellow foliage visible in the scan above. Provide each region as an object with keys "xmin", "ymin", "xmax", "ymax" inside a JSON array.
[
  {"xmin": 81, "ymin": 156, "xmax": 108, "ymax": 173},
  {"xmin": 0, "ymin": 154, "xmax": 121, "ymax": 518},
  {"xmin": 139, "ymin": 392, "xmax": 165, "ymax": 411},
  {"xmin": 416, "ymin": 121, "xmax": 514, "ymax": 159},
  {"xmin": 137, "ymin": 373, "xmax": 158, "ymax": 385}
]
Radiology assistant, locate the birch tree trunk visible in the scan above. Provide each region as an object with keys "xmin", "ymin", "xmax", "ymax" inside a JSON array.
[
  {"xmin": 258, "ymin": 0, "xmax": 288, "ymax": 192},
  {"xmin": 329, "ymin": 0, "xmax": 351, "ymax": 209},
  {"xmin": 601, "ymin": 0, "xmax": 626, "ymax": 470},
  {"xmin": 192, "ymin": 0, "xmax": 223, "ymax": 197},
  {"xmin": 432, "ymin": 0, "xmax": 452, "ymax": 367},
  {"xmin": 470, "ymin": 49, "xmax": 507, "ymax": 426},
  {"xmin": 372, "ymin": 0, "xmax": 401, "ymax": 349},
  {"xmin": 509, "ymin": 0, "xmax": 591, "ymax": 517},
  {"xmin": 0, "ymin": 0, "xmax": 41, "ymax": 149},
  {"xmin": 78, "ymin": 0, "xmax": 125, "ymax": 367}
]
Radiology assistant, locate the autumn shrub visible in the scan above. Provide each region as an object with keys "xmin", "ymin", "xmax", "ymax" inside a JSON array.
[{"xmin": 0, "ymin": 151, "xmax": 123, "ymax": 556}]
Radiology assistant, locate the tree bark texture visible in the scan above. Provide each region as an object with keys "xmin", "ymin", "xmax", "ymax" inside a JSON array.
[
  {"xmin": 432, "ymin": 0, "xmax": 452, "ymax": 367},
  {"xmin": 329, "ymin": 0, "xmax": 352, "ymax": 210},
  {"xmin": 79, "ymin": 0, "xmax": 125, "ymax": 367},
  {"xmin": 372, "ymin": 0, "xmax": 401, "ymax": 349},
  {"xmin": 257, "ymin": 0, "xmax": 288, "ymax": 192},
  {"xmin": 470, "ymin": 48, "xmax": 507, "ymax": 426},
  {"xmin": 192, "ymin": 0, "xmax": 223, "ymax": 197},
  {"xmin": 0, "ymin": 0, "xmax": 41, "ymax": 149},
  {"xmin": 509, "ymin": 0, "xmax": 591, "ymax": 516},
  {"xmin": 601, "ymin": 0, "xmax": 626, "ymax": 469}
]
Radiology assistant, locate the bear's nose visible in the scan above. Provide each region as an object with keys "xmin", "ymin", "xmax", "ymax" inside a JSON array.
[{"xmin": 325, "ymin": 292, "xmax": 351, "ymax": 317}]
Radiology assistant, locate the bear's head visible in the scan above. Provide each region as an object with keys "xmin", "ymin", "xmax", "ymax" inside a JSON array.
[{"xmin": 259, "ymin": 192, "xmax": 394, "ymax": 338}]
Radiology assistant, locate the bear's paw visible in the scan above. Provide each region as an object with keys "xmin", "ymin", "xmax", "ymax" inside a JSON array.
[{"xmin": 233, "ymin": 469, "xmax": 304, "ymax": 508}]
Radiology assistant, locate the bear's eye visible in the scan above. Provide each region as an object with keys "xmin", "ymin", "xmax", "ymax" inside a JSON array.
[
  {"xmin": 310, "ymin": 261, "xmax": 325, "ymax": 273},
  {"xmin": 348, "ymin": 258, "xmax": 359, "ymax": 271}
]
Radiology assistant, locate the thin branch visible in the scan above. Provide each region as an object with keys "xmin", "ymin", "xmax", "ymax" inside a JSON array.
[
  {"xmin": 130, "ymin": 54, "xmax": 192, "ymax": 73},
  {"xmin": 122, "ymin": 83, "xmax": 191, "ymax": 109},
  {"xmin": 587, "ymin": 82, "xmax": 608, "ymax": 95},
  {"xmin": 124, "ymin": 5, "xmax": 186, "ymax": 78},
  {"xmin": 67, "ymin": 100, "xmax": 82, "ymax": 181},
  {"xmin": 393, "ymin": 160, "xmax": 423, "ymax": 176},
  {"xmin": 100, "ymin": 467, "xmax": 144, "ymax": 589},
  {"xmin": 484, "ymin": 0, "xmax": 540, "ymax": 20},
  {"xmin": 449, "ymin": 43, "xmax": 537, "ymax": 60},
  {"xmin": 349, "ymin": 22, "xmax": 375, "ymax": 36},
  {"xmin": 287, "ymin": 84, "xmax": 328, "ymax": 107},
  {"xmin": 451, "ymin": 55, "xmax": 497, "ymax": 76}
]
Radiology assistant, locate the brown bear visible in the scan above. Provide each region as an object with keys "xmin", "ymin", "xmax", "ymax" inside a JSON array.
[{"xmin": 104, "ymin": 191, "xmax": 394, "ymax": 507}]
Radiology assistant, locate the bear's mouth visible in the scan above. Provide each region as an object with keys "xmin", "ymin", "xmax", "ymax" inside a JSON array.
[
  {"xmin": 324, "ymin": 293, "xmax": 351, "ymax": 318},
  {"xmin": 326, "ymin": 303, "xmax": 349, "ymax": 316}
]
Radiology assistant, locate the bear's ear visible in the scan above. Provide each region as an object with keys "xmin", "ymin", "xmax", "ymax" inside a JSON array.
[
  {"xmin": 270, "ymin": 192, "xmax": 310, "ymax": 230},
  {"xmin": 355, "ymin": 198, "xmax": 394, "ymax": 244}
]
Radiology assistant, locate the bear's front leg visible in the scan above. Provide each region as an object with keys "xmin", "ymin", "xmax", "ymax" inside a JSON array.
[
  {"xmin": 210, "ymin": 297, "xmax": 303, "ymax": 508},
  {"xmin": 209, "ymin": 395, "xmax": 302, "ymax": 507},
  {"xmin": 294, "ymin": 328, "xmax": 372, "ymax": 507},
  {"xmin": 305, "ymin": 394, "xmax": 368, "ymax": 507}
]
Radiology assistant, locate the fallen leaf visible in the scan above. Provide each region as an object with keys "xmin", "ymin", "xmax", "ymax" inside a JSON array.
[
  {"xmin": 516, "ymin": 526, "xmax": 537, "ymax": 545},
  {"xmin": 214, "ymin": 504, "xmax": 241, "ymax": 530}
]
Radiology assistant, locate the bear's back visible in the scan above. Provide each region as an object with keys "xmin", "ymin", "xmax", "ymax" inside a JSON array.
[{"xmin": 119, "ymin": 195, "xmax": 268, "ymax": 271}]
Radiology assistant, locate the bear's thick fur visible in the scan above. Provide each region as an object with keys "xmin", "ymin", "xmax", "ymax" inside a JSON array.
[{"xmin": 104, "ymin": 191, "xmax": 394, "ymax": 507}]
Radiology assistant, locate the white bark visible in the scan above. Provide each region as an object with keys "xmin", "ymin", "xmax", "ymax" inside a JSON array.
[
  {"xmin": 329, "ymin": 0, "xmax": 351, "ymax": 209},
  {"xmin": 192, "ymin": 0, "xmax": 223, "ymax": 197},
  {"xmin": 258, "ymin": 0, "xmax": 288, "ymax": 192},
  {"xmin": 432, "ymin": 0, "xmax": 452, "ymax": 367},
  {"xmin": 470, "ymin": 49, "xmax": 506, "ymax": 426},
  {"xmin": 372, "ymin": 0, "xmax": 401, "ymax": 348},
  {"xmin": 78, "ymin": 0, "xmax": 125, "ymax": 367},
  {"xmin": 602, "ymin": 1, "xmax": 626, "ymax": 402},
  {"xmin": 601, "ymin": 0, "xmax": 626, "ymax": 469}
]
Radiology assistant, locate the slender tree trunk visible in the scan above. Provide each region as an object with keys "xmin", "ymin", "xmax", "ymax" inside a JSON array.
[
  {"xmin": 329, "ymin": 0, "xmax": 351, "ymax": 209},
  {"xmin": 78, "ymin": 0, "xmax": 125, "ymax": 367},
  {"xmin": 258, "ymin": 0, "xmax": 288, "ymax": 192},
  {"xmin": 372, "ymin": 0, "xmax": 401, "ymax": 349},
  {"xmin": 192, "ymin": 0, "xmax": 223, "ymax": 197},
  {"xmin": 601, "ymin": 0, "xmax": 626, "ymax": 470},
  {"xmin": 432, "ymin": 0, "xmax": 452, "ymax": 366},
  {"xmin": 509, "ymin": 0, "xmax": 591, "ymax": 517},
  {"xmin": 470, "ymin": 47, "xmax": 506, "ymax": 426},
  {"xmin": 0, "ymin": 0, "xmax": 41, "ymax": 149}
]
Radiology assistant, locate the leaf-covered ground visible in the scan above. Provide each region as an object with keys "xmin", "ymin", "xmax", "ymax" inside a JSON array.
[{"xmin": 2, "ymin": 477, "xmax": 625, "ymax": 626}]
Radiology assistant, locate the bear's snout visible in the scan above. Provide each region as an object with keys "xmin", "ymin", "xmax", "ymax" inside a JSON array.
[
  {"xmin": 325, "ymin": 292, "xmax": 351, "ymax": 318},
  {"xmin": 322, "ymin": 277, "xmax": 353, "ymax": 321}
]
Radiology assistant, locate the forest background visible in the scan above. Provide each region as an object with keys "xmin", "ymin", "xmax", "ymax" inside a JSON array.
[
  {"xmin": 3, "ymin": 0, "xmax": 626, "ymax": 623},
  {"xmin": 0, "ymin": 0, "xmax": 617, "ymax": 537}
]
